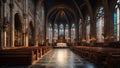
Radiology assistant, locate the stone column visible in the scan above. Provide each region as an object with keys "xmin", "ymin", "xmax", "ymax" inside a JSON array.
[
  {"xmin": 64, "ymin": 24, "xmax": 65, "ymax": 39},
  {"xmin": 81, "ymin": 20, "xmax": 86, "ymax": 44},
  {"xmin": 108, "ymin": 1, "xmax": 116, "ymax": 42},
  {"xmin": 78, "ymin": 22, "xmax": 80, "ymax": 43},
  {"xmin": 23, "ymin": 0, "xmax": 28, "ymax": 47},
  {"xmin": 44, "ymin": 19, "xmax": 47, "ymax": 45},
  {"xmin": 34, "ymin": 11, "xmax": 39, "ymax": 46},
  {"xmin": 3, "ymin": 18, "xmax": 8, "ymax": 48},
  {"xmin": 45, "ymin": 16, "xmax": 48, "ymax": 46},
  {"xmin": 9, "ymin": 0, "xmax": 14, "ymax": 47},
  {"xmin": 90, "ymin": 18, "xmax": 96, "ymax": 43},
  {"xmin": 69, "ymin": 24, "xmax": 71, "ymax": 44},
  {"xmin": 52, "ymin": 25, "xmax": 54, "ymax": 44},
  {"xmin": 103, "ymin": 0, "xmax": 111, "ymax": 43},
  {"xmin": 0, "ymin": 1, "xmax": 3, "ymax": 49},
  {"xmin": 58, "ymin": 24, "xmax": 59, "ymax": 39},
  {"xmin": 0, "ymin": 1, "xmax": 2, "ymax": 18},
  {"xmin": 23, "ymin": 13, "xmax": 28, "ymax": 47},
  {"xmin": 0, "ymin": 1, "xmax": 2, "ymax": 49},
  {"xmin": 2, "ymin": 0, "xmax": 7, "ymax": 48},
  {"xmin": 75, "ymin": 22, "xmax": 79, "ymax": 45}
]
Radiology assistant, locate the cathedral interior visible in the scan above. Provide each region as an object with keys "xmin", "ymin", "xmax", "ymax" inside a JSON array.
[{"xmin": 0, "ymin": 0, "xmax": 120, "ymax": 68}]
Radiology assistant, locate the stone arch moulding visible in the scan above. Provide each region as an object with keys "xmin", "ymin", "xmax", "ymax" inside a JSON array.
[
  {"xmin": 14, "ymin": 13, "xmax": 24, "ymax": 46},
  {"xmin": 14, "ymin": 13, "xmax": 23, "ymax": 32}
]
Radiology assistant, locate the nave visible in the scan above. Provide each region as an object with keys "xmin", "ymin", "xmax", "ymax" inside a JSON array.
[
  {"xmin": 31, "ymin": 48, "xmax": 96, "ymax": 68},
  {"xmin": 0, "ymin": 48, "xmax": 97, "ymax": 68},
  {"xmin": 0, "ymin": 0, "xmax": 120, "ymax": 68}
]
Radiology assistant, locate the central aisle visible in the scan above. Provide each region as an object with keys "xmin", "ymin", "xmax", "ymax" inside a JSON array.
[{"xmin": 30, "ymin": 48, "xmax": 97, "ymax": 68}]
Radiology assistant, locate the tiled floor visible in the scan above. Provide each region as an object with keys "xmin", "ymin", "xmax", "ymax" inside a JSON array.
[
  {"xmin": 30, "ymin": 48, "xmax": 97, "ymax": 68},
  {"xmin": 0, "ymin": 48, "xmax": 97, "ymax": 68}
]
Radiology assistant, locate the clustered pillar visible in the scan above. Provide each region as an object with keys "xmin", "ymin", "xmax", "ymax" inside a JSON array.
[
  {"xmin": 9, "ymin": 0, "xmax": 14, "ymax": 47},
  {"xmin": 23, "ymin": 0, "xmax": 28, "ymax": 47},
  {"xmin": 34, "ymin": 11, "xmax": 39, "ymax": 46}
]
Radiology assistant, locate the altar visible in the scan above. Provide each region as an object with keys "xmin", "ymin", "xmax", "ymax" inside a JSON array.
[
  {"xmin": 56, "ymin": 35, "xmax": 67, "ymax": 47},
  {"xmin": 57, "ymin": 43, "xmax": 67, "ymax": 47}
]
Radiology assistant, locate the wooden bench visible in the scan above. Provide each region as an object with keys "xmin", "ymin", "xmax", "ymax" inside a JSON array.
[
  {"xmin": 71, "ymin": 46, "xmax": 120, "ymax": 68},
  {"xmin": 40, "ymin": 46, "xmax": 52, "ymax": 56},
  {"xmin": 0, "ymin": 50, "xmax": 36, "ymax": 65},
  {"xmin": 0, "ymin": 46, "xmax": 53, "ymax": 65},
  {"xmin": 106, "ymin": 52, "xmax": 120, "ymax": 68}
]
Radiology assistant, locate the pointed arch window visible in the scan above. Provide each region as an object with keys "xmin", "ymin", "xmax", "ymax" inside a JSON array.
[
  {"xmin": 48, "ymin": 24, "xmax": 52, "ymax": 43},
  {"xmin": 71, "ymin": 24, "xmax": 75, "ymax": 43},
  {"xmin": 114, "ymin": 0, "xmax": 120, "ymax": 41},
  {"xmin": 54, "ymin": 24, "xmax": 58, "ymax": 42},
  {"xmin": 86, "ymin": 16, "xmax": 90, "ymax": 43},
  {"xmin": 59, "ymin": 24, "xmax": 64, "ymax": 35},
  {"xmin": 96, "ymin": 7, "xmax": 104, "ymax": 42},
  {"xmin": 65, "ymin": 24, "xmax": 69, "ymax": 42}
]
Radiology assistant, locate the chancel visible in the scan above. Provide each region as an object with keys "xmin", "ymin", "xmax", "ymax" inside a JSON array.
[
  {"xmin": 56, "ymin": 35, "xmax": 67, "ymax": 47},
  {"xmin": 0, "ymin": 0, "xmax": 120, "ymax": 68}
]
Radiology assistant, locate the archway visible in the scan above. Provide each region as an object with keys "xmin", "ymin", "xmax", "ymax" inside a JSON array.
[
  {"xmin": 46, "ymin": 4, "xmax": 78, "ymax": 43},
  {"xmin": 28, "ymin": 21, "xmax": 34, "ymax": 46},
  {"xmin": 14, "ymin": 13, "xmax": 23, "ymax": 47}
]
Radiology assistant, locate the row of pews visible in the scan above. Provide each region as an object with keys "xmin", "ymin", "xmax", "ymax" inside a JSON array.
[
  {"xmin": 71, "ymin": 45, "xmax": 120, "ymax": 68},
  {"xmin": 0, "ymin": 46, "xmax": 53, "ymax": 65}
]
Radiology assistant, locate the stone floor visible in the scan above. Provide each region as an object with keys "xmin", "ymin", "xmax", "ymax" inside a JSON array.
[{"xmin": 0, "ymin": 48, "xmax": 97, "ymax": 68}]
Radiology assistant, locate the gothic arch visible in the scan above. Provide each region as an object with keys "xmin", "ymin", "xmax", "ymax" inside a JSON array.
[
  {"xmin": 35, "ymin": 0, "xmax": 44, "ymax": 12},
  {"xmin": 28, "ymin": 21, "xmax": 34, "ymax": 46},
  {"xmin": 85, "ymin": 0, "xmax": 93, "ymax": 18},
  {"xmin": 94, "ymin": 1, "xmax": 104, "ymax": 19},
  {"xmin": 14, "ymin": 13, "xmax": 23, "ymax": 46},
  {"xmin": 46, "ymin": 4, "xmax": 77, "ymax": 25},
  {"xmin": 14, "ymin": 13, "xmax": 23, "ymax": 32}
]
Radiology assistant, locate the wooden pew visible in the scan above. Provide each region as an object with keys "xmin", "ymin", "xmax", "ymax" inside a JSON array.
[
  {"xmin": 70, "ymin": 46, "xmax": 120, "ymax": 68},
  {"xmin": 0, "ymin": 46, "xmax": 53, "ymax": 65},
  {"xmin": 0, "ymin": 50, "xmax": 36, "ymax": 65},
  {"xmin": 106, "ymin": 52, "xmax": 120, "ymax": 68},
  {"xmin": 40, "ymin": 46, "xmax": 52, "ymax": 56}
]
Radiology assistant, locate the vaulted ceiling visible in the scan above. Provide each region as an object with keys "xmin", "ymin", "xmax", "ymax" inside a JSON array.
[{"xmin": 35, "ymin": 0, "xmax": 115, "ymax": 24}]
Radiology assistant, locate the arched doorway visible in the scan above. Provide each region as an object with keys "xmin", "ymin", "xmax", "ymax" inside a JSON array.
[
  {"xmin": 14, "ymin": 13, "xmax": 23, "ymax": 47},
  {"xmin": 28, "ymin": 21, "xmax": 34, "ymax": 46}
]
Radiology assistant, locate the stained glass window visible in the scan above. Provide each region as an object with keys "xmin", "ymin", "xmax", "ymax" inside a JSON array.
[
  {"xmin": 54, "ymin": 24, "xmax": 58, "ymax": 42},
  {"xmin": 114, "ymin": 0, "xmax": 120, "ymax": 41},
  {"xmin": 71, "ymin": 24, "xmax": 75, "ymax": 43},
  {"xmin": 86, "ymin": 16, "xmax": 90, "ymax": 43},
  {"xmin": 65, "ymin": 24, "xmax": 69, "ymax": 42},
  {"xmin": 48, "ymin": 24, "xmax": 52, "ymax": 43},
  {"xmin": 59, "ymin": 24, "xmax": 64, "ymax": 35},
  {"xmin": 96, "ymin": 7, "xmax": 104, "ymax": 42}
]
